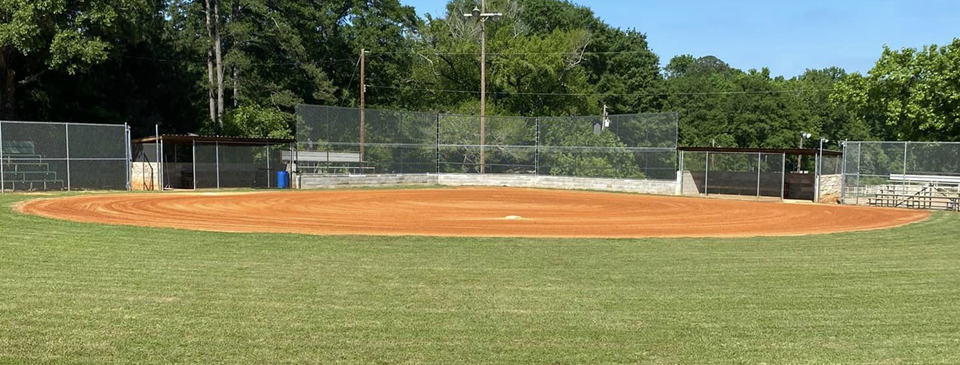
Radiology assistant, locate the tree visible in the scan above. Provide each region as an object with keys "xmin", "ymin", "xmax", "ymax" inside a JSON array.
[
  {"xmin": 832, "ymin": 38, "xmax": 960, "ymax": 141},
  {"xmin": 0, "ymin": 0, "xmax": 146, "ymax": 119}
]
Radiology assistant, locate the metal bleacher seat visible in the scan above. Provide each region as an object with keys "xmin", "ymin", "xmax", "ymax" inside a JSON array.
[{"xmin": 2, "ymin": 141, "xmax": 65, "ymax": 191}]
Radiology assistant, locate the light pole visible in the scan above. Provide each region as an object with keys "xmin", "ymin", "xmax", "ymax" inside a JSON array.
[
  {"xmin": 464, "ymin": 2, "xmax": 501, "ymax": 174},
  {"xmin": 798, "ymin": 131, "xmax": 811, "ymax": 172}
]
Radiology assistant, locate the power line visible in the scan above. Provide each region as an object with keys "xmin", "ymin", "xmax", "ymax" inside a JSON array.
[
  {"xmin": 369, "ymin": 50, "xmax": 650, "ymax": 57},
  {"xmin": 122, "ymin": 55, "xmax": 358, "ymax": 66},
  {"xmin": 366, "ymin": 85, "xmax": 835, "ymax": 97}
]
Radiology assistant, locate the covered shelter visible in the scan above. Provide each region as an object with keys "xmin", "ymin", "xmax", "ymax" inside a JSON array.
[
  {"xmin": 678, "ymin": 147, "xmax": 843, "ymax": 201},
  {"xmin": 131, "ymin": 135, "xmax": 294, "ymax": 190}
]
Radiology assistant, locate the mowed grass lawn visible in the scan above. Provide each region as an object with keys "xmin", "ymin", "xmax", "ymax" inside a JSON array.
[{"xmin": 1, "ymin": 193, "xmax": 959, "ymax": 364}]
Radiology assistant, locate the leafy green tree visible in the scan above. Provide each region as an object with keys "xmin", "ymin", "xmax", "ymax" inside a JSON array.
[
  {"xmin": 0, "ymin": 0, "xmax": 149, "ymax": 119},
  {"xmin": 832, "ymin": 38, "xmax": 960, "ymax": 141}
]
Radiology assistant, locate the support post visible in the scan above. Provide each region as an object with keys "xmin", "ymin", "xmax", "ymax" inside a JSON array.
[
  {"xmin": 678, "ymin": 150, "xmax": 684, "ymax": 195},
  {"xmin": 479, "ymin": 0, "xmax": 487, "ymax": 174},
  {"xmin": 436, "ymin": 113, "xmax": 441, "ymax": 174},
  {"xmin": 192, "ymin": 140, "xmax": 197, "ymax": 190},
  {"xmin": 757, "ymin": 152, "xmax": 762, "ymax": 200},
  {"xmin": 359, "ymin": 49, "xmax": 366, "ymax": 169},
  {"xmin": 781, "ymin": 153, "xmax": 786, "ymax": 201},
  {"xmin": 855, "ymin": 144, "xmax": 861, "ymax": 205},
  {"xmin": 903, "ymin": 142, "xmax": 909, "ymax": 199},
  {"xmin": 535, "ymin": 117, "xmax": 540, "ymax": 176},
  {"xmin": 840, "ymin": 142, "xmax": 847, "ymax": 204},
  {"xmin": 814, "ymin": 153, "xmax": 819, "ymax": 202},
  {"xmin": 0, "ymin": 120, "xmax": 4, "ymax": 193},
  {"xmin": 704, "ymin": 151, "xmax": 710, "ymax": 196},
  {"xmin": 154, "ymin": 124, "xmax": 160, "ymax": 191},
  {"xmin": 215, "ymin": 141, "xmax": 220, "ymax": 189},
  {"xmin": 65, "ymin": 123, "xmax": 71, "ymax": 191},
  {"xmin": 125, "ymin": 123, "xmax": 131, "ymax": 191},
  {"xmin": 266, "ymin": 143, "xmax": 271, "ymax": 188},
  {"xmin": 159, "ymin": 138, "xmax": 164, "ymax": 190}
]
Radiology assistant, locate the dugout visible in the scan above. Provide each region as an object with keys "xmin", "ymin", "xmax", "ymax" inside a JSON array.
[
  {"xmin": 679, "ymin": 147, "xmax": 842, "ymax": 201},
  {"xmin": 131, "ymin": 135, "xmax": 294, "ymax": 190}
]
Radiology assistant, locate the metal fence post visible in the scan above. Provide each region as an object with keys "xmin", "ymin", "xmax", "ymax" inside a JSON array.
[
  {"xmin": 903, "ymin": 142, "xmax": 909, "ymax": 197},
  {"xmin": 436, "ymin": 113, "xmax": 441, "ymax": 174},
  {"xmin": 535, "ymin": 117, "xmax": 540, "ymax": 176},
  {"xmin": 65, "ymin": 123, "xmax": 71, "ymax": 191},
  {"xmin": 0, "ymin": 120, "xmax": 4, "ymax": 193},
  {"xmin": 678, "ymin": 150, "xmax": 684, "ymax": 195},
  {"xmin": 855, "ymin": 143, "xmax": 861, "ymax": 205},
  {"xmin": 756, "ymin": 152, "xmax": 762, "ymax": 200},
  {"xmin": 154, "ymin": 125, "xmax": 160, "ymax": 191},
  {"xmin": 704, "ymin": 151, "xmax": 710, "ymax": 196},
  {"xmin": 125, "ymin": 123, "xmax": 131, "ymax": 191},
  {"xmin": 192, "ymin": 140, "xmax": 197, "ymax": 190},
  {"xmin": 840, "ymin": 142, "xmax": 847, "ymax": 204},
  {"xmin": 215, "ymin": 141, "xmax": 220, "ymax": 189},
  {"xmin": 780, "ymin": 153, "xmax": 786, "ymax": 201},
  {"xmin": 266, "ymin": 143, "xmax": 271, "ymax": 188}
]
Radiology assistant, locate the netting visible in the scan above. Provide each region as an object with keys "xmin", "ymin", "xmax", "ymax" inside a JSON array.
[
  {"xmin": 681, "ymin": 151, "xmax": 785, "ymax": 199},
  {"xmin": 296, "ymin": 105, "xmax": 679, "ymax": 180},
  {"xmin": 1, "ymin": 121, "xmax": 129, "ymax": 192},
  {"xmin": 842, "ymin": 141, "xmax": 960, "ymax": 210}
]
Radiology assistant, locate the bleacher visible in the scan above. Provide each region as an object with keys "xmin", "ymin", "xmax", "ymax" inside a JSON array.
[
  {"xmin": 1, "ymin": 141, "xmax": 65, "ymax": 191},
  {"xmin": 866, "ymin": 175, "xmax": 960, "ymax": 211},
  {"xmin": 282, "ymin": 150, "xmax": 375, "ymax": 175}
]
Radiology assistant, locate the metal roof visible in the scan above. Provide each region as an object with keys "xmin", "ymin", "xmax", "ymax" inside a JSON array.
[
  {"xmin": 132, "ymin": 134, "xmax": 294, "ymax": 145},
  {"xmin": 678, "ymin": 147, "xmax": 842, "ymax": 157}
]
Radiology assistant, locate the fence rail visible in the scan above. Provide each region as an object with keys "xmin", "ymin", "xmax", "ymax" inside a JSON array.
[{"xmin": 1, "ymin": 120, "xmax": 130, "ymax": 192}]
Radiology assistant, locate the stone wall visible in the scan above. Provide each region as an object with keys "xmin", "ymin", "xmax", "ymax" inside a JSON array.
[{"xmin": 131, "ymin": 162, "xmax": 159, "ymax": 191}]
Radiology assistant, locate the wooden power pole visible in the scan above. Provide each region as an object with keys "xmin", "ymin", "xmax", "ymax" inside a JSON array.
[{"xmin": 359, "ymin": 49, "xmax": 366, "ymax": 166}]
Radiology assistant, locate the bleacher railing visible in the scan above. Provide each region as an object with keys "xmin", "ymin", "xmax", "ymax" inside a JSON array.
[{"xmin": 0, "ymin": 120, "xmax": 130, "ymax": 192}]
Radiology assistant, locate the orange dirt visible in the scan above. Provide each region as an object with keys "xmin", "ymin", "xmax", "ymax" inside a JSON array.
[{"xmin": 17, "ymin": 188, "xmax": 930, "ymax": 239}]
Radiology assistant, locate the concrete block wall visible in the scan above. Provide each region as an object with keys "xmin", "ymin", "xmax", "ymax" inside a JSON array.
[{"xmin": 298, "ymin": 173, "xmax": 679, "ymax": 196}]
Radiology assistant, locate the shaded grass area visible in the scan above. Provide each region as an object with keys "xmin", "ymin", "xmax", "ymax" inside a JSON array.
[{"xmin": 1, "ymin": 193, "xmax": 958, "ymax": 364}]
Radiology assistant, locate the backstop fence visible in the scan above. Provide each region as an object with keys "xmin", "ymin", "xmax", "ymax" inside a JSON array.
[
  {"xmin": 842, "ymin": 141, "xmax": 960, "ymax": 211},
  {"xmin": 1, "ymin": 121, "xmax": 130, "ymax": 192},
  {"xmin": 680, "ymin": 151, "xmax": 786, "ymax": 200},
  {"xmin": 295, "ymin": 105, "xmax": 679, "ymax": 180}
]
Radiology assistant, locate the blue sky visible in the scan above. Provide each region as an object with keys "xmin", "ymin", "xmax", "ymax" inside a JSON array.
[{"xmin": 403, "ymin": 0, "xmax": 960, "ymax": 77}]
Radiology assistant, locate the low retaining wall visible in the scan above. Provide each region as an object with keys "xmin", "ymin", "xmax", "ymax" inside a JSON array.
[{"xmin": 298, "ymin": 173, "xmax": 679, "ymax": 195}]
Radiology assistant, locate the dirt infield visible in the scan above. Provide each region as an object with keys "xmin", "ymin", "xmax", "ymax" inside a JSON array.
[{"xmin": 18, "ymin": 188, "xmax": 929, "ymax": 238}]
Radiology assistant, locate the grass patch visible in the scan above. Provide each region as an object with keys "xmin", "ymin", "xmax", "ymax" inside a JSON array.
[{"xmin": 1, "ymin": 192, "xmax": 958, "ymax": 364}]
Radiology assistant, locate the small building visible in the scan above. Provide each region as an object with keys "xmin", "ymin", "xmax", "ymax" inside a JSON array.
[
  {"xmin": 678, "ymin": 147, "xmax": 843, "ymax": 201},
  {"xmin": 131, "ymin": 135, "xmax": 294, "ymax": 190}
]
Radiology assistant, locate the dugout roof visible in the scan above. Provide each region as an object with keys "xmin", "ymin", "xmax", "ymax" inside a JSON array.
[
  {"xmin": 678, "ymin": 147, "xmax": 842, "ymax": 157},
  {"xmin": 132, "ymin": 134, "xmax": 294, "ymax": 145}
]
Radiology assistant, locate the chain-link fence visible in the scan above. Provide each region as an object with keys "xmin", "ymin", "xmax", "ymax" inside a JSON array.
[
  {"xmin": 296, "ymin": 105, "xmax": 678, "ymax": 180},
  {"xmin": 1, "ymin": 121, "xmax": 130, "ymax": 192},
  {"xmin": 680, "ymin": 151, "xmax": 786, "ymax": 199},
  {"xmin": 842, "ymin": 141, "xmax": 960, "ymax": 210},
  {"xmin": 133, "ymin": 138, "xmax": 287, "ymax": 190}
]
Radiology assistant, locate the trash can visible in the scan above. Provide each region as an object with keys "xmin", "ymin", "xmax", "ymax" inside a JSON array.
[{"xmin": 277, "ymin": 171, "xmax": 289, "ymax": 189}]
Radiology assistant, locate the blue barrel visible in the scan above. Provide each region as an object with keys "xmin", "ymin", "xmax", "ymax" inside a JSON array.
[{"xmin": 277, "ymin": 171, "xmax": 289, "ymax": 189}]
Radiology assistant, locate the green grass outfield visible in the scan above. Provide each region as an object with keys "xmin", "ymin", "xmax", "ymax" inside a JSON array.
[{"xmin": 1, "ymin": 192, "xmax": 958, "ymax": 364}]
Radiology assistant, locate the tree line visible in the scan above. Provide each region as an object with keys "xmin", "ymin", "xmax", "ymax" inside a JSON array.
[{"xmin": 2, "ymin": 0, "xmax": 958, "ymax": 147}]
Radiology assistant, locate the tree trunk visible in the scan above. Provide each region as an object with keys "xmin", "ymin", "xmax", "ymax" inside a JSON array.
[
  {"xmin": 0, "ymin": 49, "xmax": 16, "ymax": 120},
  {"xmin": 214, "ymin": 0, "xmax": 224, "ymax": 125},
  {"xmin": 204, "ymin": 0, "xmax": 218, "ymax": 128},
  {"xmin": 232, "ymin": 0, "xmax": 240, "ymax": 107}
]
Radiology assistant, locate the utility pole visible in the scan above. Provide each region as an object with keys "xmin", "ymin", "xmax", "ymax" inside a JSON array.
[
  {"xmin": 465, "ymin": 2, "xmax": 501, "ymax": 174},
  {"xmin": 359, "ymin": 49, "xmax": 366, "ymax": 167},
  {"xmin": 480, "ymin": 1, "xmax": 486, "ymax": 174}
]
